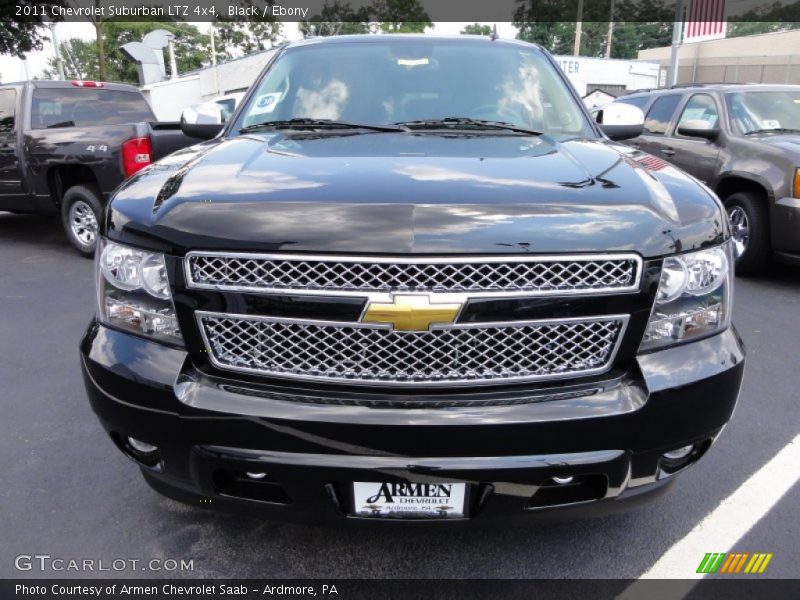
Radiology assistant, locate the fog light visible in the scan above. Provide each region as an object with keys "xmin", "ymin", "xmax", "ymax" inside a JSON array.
[
  {"xmin": 128, "ymin": 437, "xmax": 158, "ymax": 453},
  {"xmin": 663, "ymin": 445, "xmax": 693, "ymax": 460},
  {"xmin": 552, "ymin": 476, "xmax": 574, "ymax": 485},
  {"xmin": 245, "ymin": 472, "xmax": 267, "ymax": 480}
]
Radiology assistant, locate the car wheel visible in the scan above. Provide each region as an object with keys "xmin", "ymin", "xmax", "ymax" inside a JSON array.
[
  {"xmin": 61, "ymin": 185, "xmax": 103, "ymax": 258},
  {"xmin": 724, "ymin": 191, "xmax": 769, "ymax": 276}
]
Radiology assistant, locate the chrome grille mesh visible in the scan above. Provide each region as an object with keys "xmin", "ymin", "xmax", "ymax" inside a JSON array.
[
  {"xmin": 198, "ymin": 315, "xmax": 626, "ymax": 386},
  {"xmin": 186, "ymin": 253, "xmax": 640, "ymax": 295}
]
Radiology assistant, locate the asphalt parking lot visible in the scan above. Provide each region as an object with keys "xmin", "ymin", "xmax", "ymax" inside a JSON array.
[{"xmin": 1, "ymin": 212, "xmax": 798, "ymax": 580}]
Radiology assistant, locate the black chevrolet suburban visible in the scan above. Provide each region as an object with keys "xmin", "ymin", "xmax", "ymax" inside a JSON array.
[
  {"xmin": 80, "ymin": 36, "xmax": 745, "ymax": 522},
  {"xmin": 0, "ymin": 80, "xmax": 195, "ymax": 256}
]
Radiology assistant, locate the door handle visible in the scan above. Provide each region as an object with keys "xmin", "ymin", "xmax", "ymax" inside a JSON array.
[{"xmin": 662, "ymin": 148, "xmax": 676, "ymax": 157}]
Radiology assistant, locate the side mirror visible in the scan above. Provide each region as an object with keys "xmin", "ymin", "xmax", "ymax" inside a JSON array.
[
  {"xmin": 596, "ymin": 103, "xmax": 645, "ymax": 141},
  {"xmin": 180, "ymin": 102, "xmax": 224, "ymax": 140},
  {"xmin": 677, "ymin": 119, "xmax": 719, "ymax": 140}
]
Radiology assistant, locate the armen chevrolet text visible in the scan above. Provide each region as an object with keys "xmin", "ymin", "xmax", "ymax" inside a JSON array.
[{"xmin": 80, "ymin": 35, "xmax": 745, "ymax": 521}]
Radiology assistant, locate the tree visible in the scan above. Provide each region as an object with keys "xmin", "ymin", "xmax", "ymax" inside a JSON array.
[
  {"xmin": 299, "ymin": 0, "xmax": 431, "ymax": 37},
  {"xmin": 211, "ymin": 0, "xmax": 282, "ymax": 58},
  {"xmin": 38, "ymin": 22, "xmax": 211, "ymax": 84},
  {"xmin": 372, "ymin": 0, "xmax": 433, "ymax": 33},
  {"xmin": 299, "ymin": 1, "xmax": 370, "ymax": 37},
  {"xmin": 41, "ymin": 38, "xmax": 100, "ymax": 80},
  {"xmin": 461, "ymin": 23, "xmax": 492, "ymax": 36},
  {"xmin": 0, "ymin": 0, "xmax": 66, "ymax": 58},
  {"xmin": 514, "ymin": 0, "xmax": 672, "ymax": 59},
  {"xmin": 213, "ymin": 22, "xmax": 284, "ymax": 59}
]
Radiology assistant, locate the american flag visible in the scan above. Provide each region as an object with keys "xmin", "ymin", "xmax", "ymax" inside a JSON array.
[{"xmin": 684, "ymin": 0, "xmax": 727, "ymax": 43}]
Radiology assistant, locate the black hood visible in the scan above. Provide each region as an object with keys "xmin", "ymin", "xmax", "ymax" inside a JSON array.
[{"xmin": 108, "ymin": 132, "xmax": 727, "ymax": 257}]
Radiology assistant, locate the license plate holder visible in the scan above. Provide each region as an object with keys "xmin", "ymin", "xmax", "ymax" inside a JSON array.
[{"xmin": 352, "ymin": 481, "xmax": 467, "ymax": 519}]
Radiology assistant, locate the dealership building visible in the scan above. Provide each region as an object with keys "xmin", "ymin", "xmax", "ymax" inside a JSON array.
[{"xmin": 639, "ymin": 29, "xmax": 800, "ymax": 86}]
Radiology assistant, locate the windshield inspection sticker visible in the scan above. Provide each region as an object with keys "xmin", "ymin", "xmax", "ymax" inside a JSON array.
[
  {"xmin": 762, "ymin": 119, "xmax": 781, "ymax": 129},
  {"xmin": 250, "ymin": 93, "xmax": 282, "ymax": 115}
]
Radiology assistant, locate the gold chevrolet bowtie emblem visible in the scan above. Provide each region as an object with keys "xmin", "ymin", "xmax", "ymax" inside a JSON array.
[{"xmin": 362, "ymin": 295, "xmax": 462, "ymax": 331}]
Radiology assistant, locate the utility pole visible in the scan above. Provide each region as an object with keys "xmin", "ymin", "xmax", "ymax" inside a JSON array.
[
  {"xmin": 574, "ymin": 0, "xmax": 584, "ymax": 57},
  {"xmin": 668, "ymin": 0, "xmax": 685, "ymax": 87},
  {"xmin": 49, "ymin": 21, "xmax": 65, "ymax": 80},
  {"xmin": 605, "ymin": 0, "xmax": 615, "ymax": 59},
  {"xmin": 210, "ymin": 27, "xmax": 219, "ymax": 95}
]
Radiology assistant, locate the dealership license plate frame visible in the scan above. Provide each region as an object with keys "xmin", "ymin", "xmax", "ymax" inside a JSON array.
[{"xmin": 351, "ymin": 481, "xmax": 469, "ymax": 519}]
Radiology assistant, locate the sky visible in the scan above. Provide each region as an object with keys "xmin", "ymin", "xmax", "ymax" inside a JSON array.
[{"xmin": 0, "ymin": 22, "xmax": 520, "ymax": 83}]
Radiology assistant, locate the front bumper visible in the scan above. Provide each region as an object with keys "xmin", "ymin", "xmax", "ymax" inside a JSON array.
[
  {"xmin": 80, "ymin": 322, "xmax": 745, "ymax": 521},
  {"xmin": 774, "ymin": 197, "xmax": 800, "ymax": 260}
]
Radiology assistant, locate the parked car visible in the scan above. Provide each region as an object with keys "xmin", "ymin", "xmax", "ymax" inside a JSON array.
[
  {"xmin": 81, "ymin": 35, "xmax": 744, "ymax": 522},
  {"xmin": 0, "ymin": 80, "xmax": 199, "ymax": 256},
  {"xmin": 615, "ymin": 83, "xmax": 800, "ymax": 274}
]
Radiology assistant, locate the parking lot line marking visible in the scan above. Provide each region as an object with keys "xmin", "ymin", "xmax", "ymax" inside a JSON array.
[{"xmin": 618, "ymin": 432, "xmax": 800, "ymax": 591}]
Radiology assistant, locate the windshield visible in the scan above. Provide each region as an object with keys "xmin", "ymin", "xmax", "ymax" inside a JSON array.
[
  {"xmin": 235, "ymin": 40, "xmax": 589, "ymax": 137},
  {"xmin": 726, "ymin": 90, "xmax": 800, "ymax": 135}
]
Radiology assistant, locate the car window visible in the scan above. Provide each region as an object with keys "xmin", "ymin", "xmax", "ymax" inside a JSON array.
[
  {"xmin": 677, "ymin": 94, "xmax": 719, "ymax": 130},
  {"xmin": 616, "ymin": 95, "xmax": 649, "ymax": 110},
  {"xmin": 644, "ymin": 94, "xmax": 682, "ymax": 135},
  {"xmin": 237, "ymin": 41, "xmax": 591, "ymax": 138},
  {"xmin": 726, "ymin": 90, "xmax": 800, "ymax": 135},
  {"xmin": 30, "ymin": 88, "xmax": 155, "ymax": 129},
  {"xmin": 0, "ymin": 89, "xmax": 16, "ymax": 134}
]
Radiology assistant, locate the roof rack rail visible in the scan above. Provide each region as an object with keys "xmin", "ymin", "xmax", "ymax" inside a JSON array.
[{"xmin": 668, "ymin": 82, "xmax": 753, "ymax": 89}]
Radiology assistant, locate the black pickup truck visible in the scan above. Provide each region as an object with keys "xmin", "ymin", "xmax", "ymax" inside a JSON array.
[
  {"xmin": 0, "ymin": 80, "xmax": 196, "ymax": 256},
  {"xmin": 81, "ymin": 35, "xmax": 745, "ymax": 522}
]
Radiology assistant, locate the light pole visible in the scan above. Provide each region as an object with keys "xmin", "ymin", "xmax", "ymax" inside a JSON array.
[
  {"xmin": 49, "ymin": 21, "xmax": 65, "ymax": 80},
  {"xmin": 668, "ymin": 0, "xmax": 686, "ymax": 87}
]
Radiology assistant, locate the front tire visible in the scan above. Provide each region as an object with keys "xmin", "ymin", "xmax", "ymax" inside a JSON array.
[
  {"xmin": 724, "ymin": 191, "xmax": 769, "ymax": 276},
  {"xmin": 61, "ymin": 185, "xmax": 103, "ymax": 258}
]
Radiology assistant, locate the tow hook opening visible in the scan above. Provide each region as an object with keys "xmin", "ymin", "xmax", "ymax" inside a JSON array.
[
  {"xmin": 111, "ymin": 432, "xmax": 162, "ymax": 469},
  {"xmin": 213, "ymin": 469, "xmax": 292, "ymax": 505},
  {"xmin": 659, "ymin": 439, "xmax": 713, "ymax": 475},
  {"xmin": 526, "ymin": 474, "xmax": 608, "ymax": 510}
]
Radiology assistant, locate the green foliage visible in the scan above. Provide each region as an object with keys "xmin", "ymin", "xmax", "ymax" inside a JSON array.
[
  {"xmin": 300, "ymin": 0, "xmax": 431, "ymax": 37},
  {"xmin": 374, "ymin": 0, "xmax": 433, "ymax": 33},
  {"xmin": 460, "ymin": 23, "xmax": 493, "ymax": 36},
  {"xmin": 513, "ymin": 0, "xmax": 673, "ymax": 59},
  {"xmin": 39, "ymin": 22, "xmax": 210, "ymax": 84},
  {"xmin": 213, "ymin": 22, "xmax": 284, "ymax": 59},
  {"xmin": 1, "ymin": 0, "xmax": 67, "ymax": 58},
  {"xmin": 299, "ymin": 1, "xmax": 371, "ymax": 37},
  {"xmin": 41, "ymin": 38, "xmax": 100, "ymax": 80},
  {"xmin": 212, "ymin": 1, "xmax": 283, "ymax": 59}
]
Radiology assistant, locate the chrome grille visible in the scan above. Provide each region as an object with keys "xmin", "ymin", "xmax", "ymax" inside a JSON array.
[
  {"xmin": 197, "ymin": 313, "xmax": 628, "ymax": 386},
  {"xmin": 185, "ymin": 253, "xmax": 641, "ymax": 296}
]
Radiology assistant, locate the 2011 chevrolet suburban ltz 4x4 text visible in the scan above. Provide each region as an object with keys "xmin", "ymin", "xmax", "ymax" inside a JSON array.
[{"xmin": 80, "ymin": 36, "xmax": 745, "ymax": 522}]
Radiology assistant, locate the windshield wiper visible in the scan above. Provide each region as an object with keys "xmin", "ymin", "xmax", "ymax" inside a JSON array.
[
  {"xmin": 240, "ymin": 118, "xmax": 407, "ymax": 134},
  {"xmin": 46, "ymin": 120, "xmax": 75, "ymax": 128},
  {"xmin": 395, "ymin": 117, "xmax": 542, "ymax": 136},
  {"xmin": 744, "ymin": 127, "xmax": 800, "ymax": 135}
]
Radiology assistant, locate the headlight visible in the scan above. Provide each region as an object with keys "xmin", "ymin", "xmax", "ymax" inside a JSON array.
[
  {"xmin": 640, "ymin": 243, "xmax": 733, "ymax": 351},
  {"xmin": 96, "ymin": 239, "xmax": 183, "ymax": 344}
]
